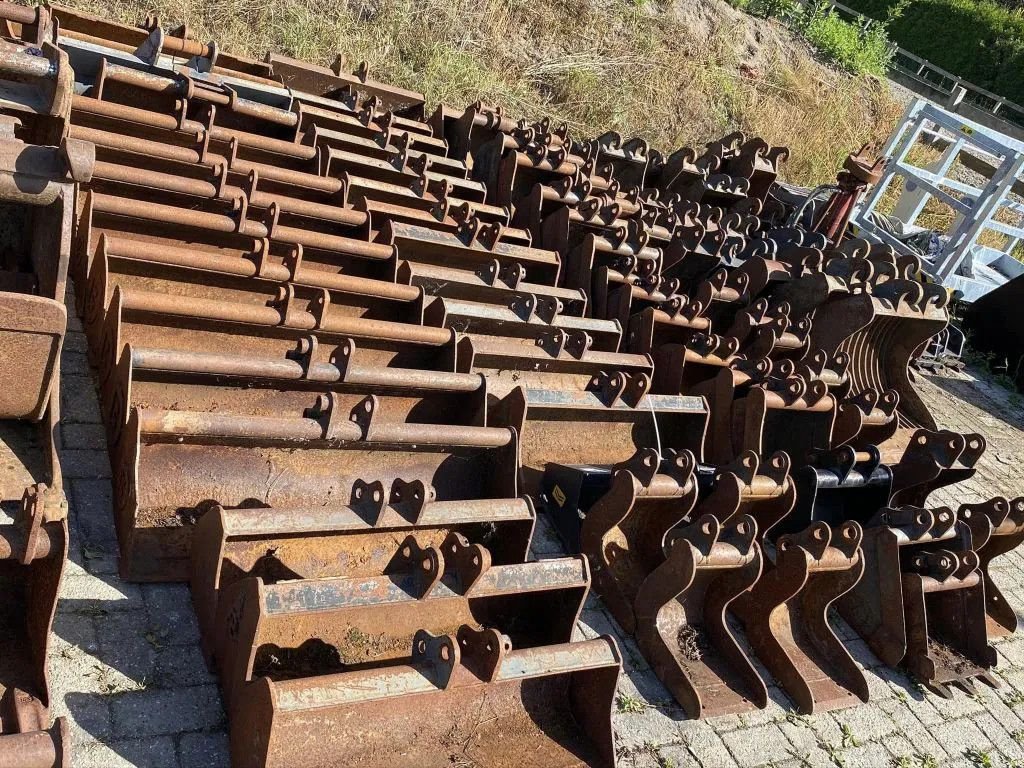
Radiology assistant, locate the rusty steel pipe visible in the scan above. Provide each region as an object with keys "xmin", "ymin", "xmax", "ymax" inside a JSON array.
[
  {"xmin": 93, "ymin": 160, "xmax": 236, "ymax": 200},
  {"xmin": 136, "ymin": 408, "xmax": 363, "ymax": 443},
  {"xmin": 365, "ymin": 422, "xmax": 513, "ymax": 448},
  {"xmin": 0, "ymin": 524, "xmax": 59, "ymax": 561},
  {"xmin": 0, "ymin": 47, "xmax": 56, "ymax": 80},
  {"xmin": 0, "ymin": 721, "xmax": 70, "ymax": 768},
  {"xmin": 0, "ymin": 2, "xmax": 39, "ymax": 24}
]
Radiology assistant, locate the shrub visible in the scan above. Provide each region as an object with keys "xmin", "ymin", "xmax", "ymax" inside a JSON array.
[
  {"xmin": 800, "ymin": 7, "xmax": 895, "ymax": 76},
  {"xmin": 844, "ymin": 0, "xmax": 1024, "ymax": 103}
]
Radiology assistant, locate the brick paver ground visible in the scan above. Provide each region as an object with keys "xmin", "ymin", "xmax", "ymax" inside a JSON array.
[{"xmin": 50, "ymin": 287, "xmax": 1024, "ymax": 767}]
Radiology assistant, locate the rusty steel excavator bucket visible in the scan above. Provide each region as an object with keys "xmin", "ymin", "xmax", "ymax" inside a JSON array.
[
  {"xmin": 889, "ymin": 429, "xmax": 985, "ymax": 506},
  {"xmin": 0, "ymin": 487, "xmax": 70, "ymax": 768},
  {"xmin": 12, "ymin": 0, "xmax": 1024, "ymax": 754},
  {"xmin": 736, "ymin": 521, "xmax": 868, "ymax": 714},
  {"xmin": 0, "ymin": 39, "xmax": 84, "ymax": 768},
  {"xmin": 960, "ymin": 497, "xmax": 1024, "ymax": 638},
  {"xmin": 210, "ymin": 535, "xmax": 590, "ymax": 709},
  {"xmin": 229, "ymin": 628, "xmax": 621, "ymax": 768},
  {"xmin": 580, "ymin": 448, "xmax": 699, "ymax": 634},
  {"xmin": 190, "ymin": 497, "xmax": 536, "ymax": 661},
  {"xmin": 838, "ymin": 504, "xmax": 996, "ymax": 695},
  {"xmin": 634, "ymin": 514, "xmax": 766, "ymax": 718}
]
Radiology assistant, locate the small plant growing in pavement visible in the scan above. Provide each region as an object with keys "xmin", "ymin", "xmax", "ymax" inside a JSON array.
[
  {"xmin": 965, "ymin": 748, "xmax": 994, "ymax": 768},
  {"xmin": 616, "ymin": 693, "xmax": 646, "ymax": 714},
  {"xmin": 840, "ymin": 723, "xmax": 859, "ymax": 748},
  {"xmin": 819, "ymin": 738, "xmax": 847, "ymax": 768}
]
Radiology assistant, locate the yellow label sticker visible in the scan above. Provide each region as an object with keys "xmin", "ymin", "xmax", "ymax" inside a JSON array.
[{"xmin": 552, "ymin": 484, "xmax": 567, "ymax": 507}]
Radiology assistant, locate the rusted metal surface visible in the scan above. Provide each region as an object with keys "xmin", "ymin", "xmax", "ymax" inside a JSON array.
[
  {"xmin": 3, "ymin": 0, "xmax": 1024, "ymax": 755},
  {"xmin": 736, "ymin": 521, "xmax": 868, "ymax": 714},
  {"xmin": 0, "ymin": 39, "xmax": 75, "ymax": 764},
  {"xmin": 0, "ymin": 487, "xmax": 71, "ymax": 767},
  {"xmin": 634, "ymin": 514, "xmax": 766, "ymax": 718},
  {"xmin": 839, "ymin": 504, "xmax": 997, "ymax": 695},
  {"xmin": 961, "ymin": 496, "xmax": 1024, "ymax": 637}
]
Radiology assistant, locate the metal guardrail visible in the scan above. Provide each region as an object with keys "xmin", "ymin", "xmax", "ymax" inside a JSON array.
[{"xmin": 807, "ymin": 0, "xmax": 1024, "ymax": 130}]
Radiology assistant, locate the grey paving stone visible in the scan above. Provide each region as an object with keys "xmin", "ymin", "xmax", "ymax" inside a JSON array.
[
  {"xmin": 61, "ymin": 350, "xmax": 90, "ymax": 376},
  {"xmin": 53, "ymin": 611, "xmax": 98, "ymax": 652},
  {"xmin": 928, "ymin": 717, "xmax": 994, "ymax": 760},
  {"xmin": 61, "ymin": 422, "xmax": 109, "ymax": 451},
  {"xmin": 178, "ymin": 731, "xmax": 231, "ymax": 768},
  {"xmin": 79, "ymin": 737, "xmax": 179, "ymax": 768},
  {"xmin": 62, "ymin": 449, "xmax": 112, "ymax": 479},
  {"xmin": 110, "ymin": 685, "xmax": 225, "ymax": 739},
  {"xmin": 721, "ymin": 723, "xmax": 794, "ymax": 767},
  {"xmin": 832, "ymin": 701, "xmax": 899, "ymax": 743},
  {"xmin": 61, "ymin": 373, "xmax": 103, "ymax": 423},
  {"xmin": 95, "ymin": 610, "xmax": 157, "ymax": 685},
  {"xmin": 71, "ymin": 479, "xmax": 119, "ymax": 549},
  {"xmin": 528, "ymin": 512, "xmax": 566, "ymax": 555},
  {"xmin": 141, "ymin": 584, "xmax": 202, "ymax": 646},
  {"xmin": 677, "ymin": 727, "xmax": 739, "ymax": 768},
  {"xmin": 612, "ymin": 696, "xmax": 685, "ymax": 751},
  {"xmin": 836, "ymin": 741, "xmax": 891, "ymax": 768},
  {"xmin": 60, "ymin": 692, "xmax": 112, "ymax": 745},
  {"xmin": 60, "ymin": 573, "xmax": 144, "ymax": 613},
  {"xmin": 972, "ymin": 713, "xmax": 1024, "ymax": 762},
  {"xmin": 153, "ymin": 644, "xmax": 216, "ymax": 688},
  {"xmin": 62, "ymin": 330, "xmax": 90, "ymax": 356}
]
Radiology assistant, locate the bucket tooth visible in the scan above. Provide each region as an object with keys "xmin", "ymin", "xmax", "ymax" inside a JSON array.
[
  {"xmin": 736, "ymin": 521, "xmax": 868, "ymax": 714},
  {"xmin": 633, "ymin": 513, "xmax": 767, "ymax": 718}
]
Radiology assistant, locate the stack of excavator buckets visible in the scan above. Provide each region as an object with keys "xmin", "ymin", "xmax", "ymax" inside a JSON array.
[
  {"xmin": 2, "ymin": 1, "xmax": 1024, "ymax": 764},
  {"xmin": 0, "ymin": 12, "xmax": 86, "ymax": 767}
]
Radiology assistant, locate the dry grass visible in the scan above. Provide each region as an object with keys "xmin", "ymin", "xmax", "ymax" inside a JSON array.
[
  {"xmin": 50, "ymin": 0, "xmax": 904, "ymax": 186},
  {"xmin": 875, "ymin": 142, "xmax": 1024, "ymax": 258}
]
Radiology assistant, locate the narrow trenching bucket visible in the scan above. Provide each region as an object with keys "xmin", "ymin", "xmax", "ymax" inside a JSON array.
[
  {"xmin": 634, "ymin": 513, "xmax": 766, "ymax": 718},
  {"xmin": 580, "ymin": 448, "xmax": 698, "ymax": 634},
  {"xmin": 735, "ymin": 521, "xmax": 868, "ymax": 714}
]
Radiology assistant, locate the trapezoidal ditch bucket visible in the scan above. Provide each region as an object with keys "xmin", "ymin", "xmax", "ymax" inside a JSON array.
[
  {"xmin": 736, "ymin": 521, "xmax": 868, "ymax": 714},
  {"xmin": 633, "ymin": 513, "xmax": 767, "ymax": 718},
  {"xmin": 229, "ymin": 629, "xmax": 621, "ymax": 768}
]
